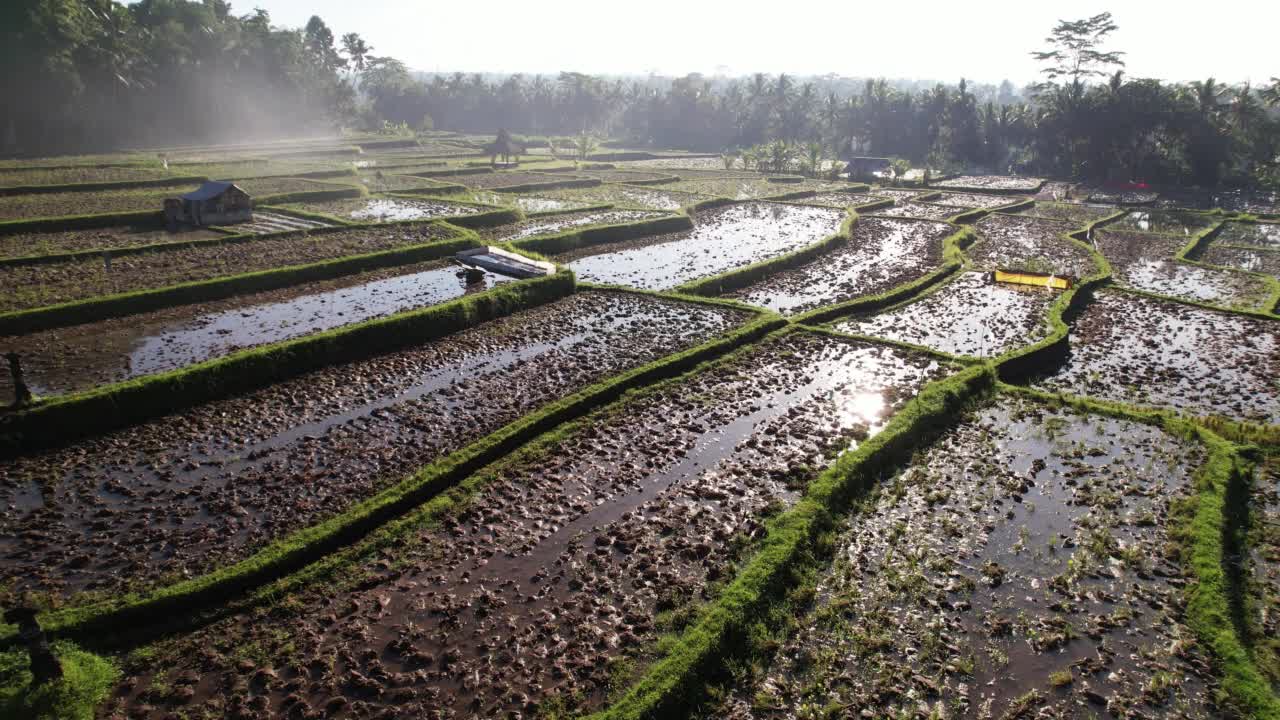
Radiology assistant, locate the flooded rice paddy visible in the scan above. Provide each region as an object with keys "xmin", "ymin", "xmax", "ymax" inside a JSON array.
[
  {"xmin": 1038, "ymin": 290, "xmax": 1280, "ymax": 423},
  {"xmin": 1016, "ymin": 202, "xmax": 1116, "ymax": 224},
  {"xmin": 0, "ymin": 291, "xmax": 749, "ymax": 598},
  {"xmin": 0, "ymin": 223, "xmax": 456, "ymax": 312},
  {"xmin": 931, "ymin": 192, "xmax": 1020, "ymax": 209},
  {"xmin": 971, "ymin": 214, "xmax": 1099, "ymax": 279},
  {"xmin": 1108, "ymin": 210, "xmax": 1217, "ymax": 236},
  {"xmin": 1094, "ymin": 229, "xmax": 1272, "ymax": 309},
  {"xmin": 534, "ymin": 183, "xmax": 710, "ymax": 210},
  {"xmin": 102, "ymin": 331, "xmax": 952, "ymax": 719},
  {"xmin": 870, "ymin": 201, "xmax": 965, "ymax": 220},
  {"xmin": 0, "ymin": 261, "xmax": 513, "ymax": 397},
  {"xmin": 1214, "ymin": 221, "xmax": 1280, "ymax": 249},
  {"xmin": 1199, "ymin": 243, "xmax": 1280, "ymax": 280},
  {"xmin": 803, "ymin": 192, "xmax": 892, "ymax": 208},
  {"xmin": 281, "ymin": 196, "xmax": 484, "ymax": 222},
  {"xmin": 725, "ymin": 217, "xmax": 951, "ymax": 315},
  {"xmin": 564, "ymin": 202, "xmax": 845, "ymax": 290},
  {"xmin": 717, "ymin": 395, "xmax": 1217, "ymax": 719},
  {"xmin": 834, "ymin": 271, "xmax": 1060, "ymax": 357},
  {"xmin": 480, "ymin": 209, "xmax": 670, "ymax": 242}
]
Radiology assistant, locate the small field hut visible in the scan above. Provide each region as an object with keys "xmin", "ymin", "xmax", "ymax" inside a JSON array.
[{"xmin": 164, "ymin": 181, "xmax": 252, "ymax": 227}]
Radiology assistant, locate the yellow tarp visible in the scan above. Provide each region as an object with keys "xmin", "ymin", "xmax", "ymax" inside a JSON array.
[{"xmin": 994, "ymin": 269, "xmax": 1072, "ymax": 290}]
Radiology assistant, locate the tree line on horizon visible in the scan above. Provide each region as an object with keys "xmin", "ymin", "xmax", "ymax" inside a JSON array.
[{"xmin": 4, "ymin": 3, "xmax": 1279, "ymax": 189}]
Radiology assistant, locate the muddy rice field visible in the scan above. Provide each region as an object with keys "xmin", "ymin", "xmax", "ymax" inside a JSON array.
[
  {"xmin": 1094, "ymin": 229, "xmax": 1273, "ymax": 309},
  {"xmin": 834, "ymin": 270, "xmax": 1060, "ymax": 357},
  {"xmin": 0, "ymin": 223, "xmax": 457, "ymax": 312},
  {"xmin": 970, "ymin": 213, "xmax": 1099, "ymax": 279},
  {"xmin": 0, "ymin": 261, "xmax": 515, "ymax": 397},
  {"xmin": 725, "ymin": 216, "xmax": 951, "ymax": 315},
  {"xmin": 0, "ymin": 225, "xmax": 231, "ymax": 260},
  {"xmin": 1039, "ymin": 289, "xmax": 1280, "ymax": 423},
  {"xmin": 0, "ymin": 291, "xmax": 749, "ymax": 598},
  {"xmin": 280, "ymin": 196, "xmax": 486, "ymax": 223},
  {"xmin": 480, "ymin": 209, "xmax": 671, "ymax": 243},
  {"xmin": 562, "ymin": 202, "xmax": 845, "ymax": 290},
  {"xmin": 717, "ymin": 395, "xmax": 1219, "ymax": 719},
  {"xmin": 0, "ymin": 145, "xmax": 1277, "ymax": 720},
  {"xmin": 100, "ymin": 331, "xmax": 952, "ymax": 719}
]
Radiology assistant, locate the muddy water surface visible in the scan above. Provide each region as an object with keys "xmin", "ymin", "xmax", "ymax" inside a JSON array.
[
  {"xmin": 871, "ymin": 201, "xmax": 965, "ymax": 220},
  {"xmin": 1109, "ymin": 210, "xmax": 1216, "ymax": 236},
  {"xmin": 0, "ymin": 291, "xmax": 748, "ymax": 598},
  {"xmin": 1038, "ymin": 290, "xmax": 1280, "ymax": 423},
  {"xmin": 718, "ymin": 395, "xmax": 1218, "ymax": 720},
  {"xmin": 725, "ymin": 217, "xmax": 951, "ymax": 315},
  {"xmin": 1, "ymin": 262, "xmax": 513, "ymax": 397},
  {"xmin": 105, "ymin": 331, "xmax": 952, "ymax": 719},
  {"xmin": 480, "ymin": 209, "xmax": 669, "ymax": 242},
  {"xmin": 1199, "ymin": 243, "xmax": 1280, "ymax": 280},
  {"xmin": 1214, "ymin": 221, "xmax": 1280, "ymax": 249},
  {"xmin": 1096, "ymin": 229, "xmax": 1272, "ymax": 309},
  {"xmin": 564, "ymin": 202, "xmax": 846, "ymax": 290},
  {"xmin": 971, "ymin": 214, "xmax": 1099, "ymax": 279},
  {"xmin": 836, "ymin": 271, "xmax": 1060, "ymax": 357},
  {"xmin": 1016, "ymin": 202, "xmax": 1115, "ymax": 225}
]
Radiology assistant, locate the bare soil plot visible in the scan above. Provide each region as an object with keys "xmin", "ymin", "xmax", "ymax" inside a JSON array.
[
  {"xmin": 0, "ymin": 165, "xmax": 175, "ymax": 187},
  {"xmin": 970, "ymin": 214, "xmax": 1099, "ymax": 279},
  {"xmin": 1199, "ymin": 244, "xmax": 1280, "ymax": 280},
  {"xmin": 563, "ymin": 202, "xmax": 846, "ymax": 290},
  {"xmin": 0, "ymin": 291, "xmax": 748, "ymax": 598},
  {"xmin": 934, "ymin": 175, "xmax": 1043, "ymax": 191},
  {"xmin": 0, "ymin": 260, "xmax": 513, "ymax": 397},
  {"xmin": 280, "ymin": 196, "xmax": 483, "ymax": 223},
  {"xmin": 1038, "ymin": 289, "xmax": 1280, "ymax": 423},
  {"xmin": 479, "ymin": 209, "xmax": 670, "ymax": 243},
  {"xmin": 1017, "ymin": 202, "xmax": 1116, "ymax": 225},
  {"xmin": 104, "ymin": 331, "xmax": 952, "ymax": 719},
  {"xmin": 835, "ymin": 271, "xmax": 1060, "ymax": 357},
  {"xmin": 0, "ymin": 178, "xmax": 351, "ymax": 222},
  {"xmin": 871, "ymin": 201, "xmax": 967, "ymax": 220},
  {"xmin": 1216, "ymin": 190, "xmax": 1280, "ymax": 215},
  {"xmin": 1095, "ymin": 229, "xmax": 1272, "ymax": 309},
  {"xmin": 718, "ymin": 395, "xmax": 1219, "ymax": 720},
  {"xmin": 0, "ymin": 225, "xmax": 229, "ymax": 260},
  {"xmin": 0, "ymin": 184, "xmax": 199, "ymax": 220},
  {"xmin": 1248, "ymin": 457, "xmax": 1280, "ymax": 689},
  {"xmin": 1107, "ymin": 209, "xmax": 1217, "ymax": 236},
  {"xmin": 1214, "ymin": 221, "xmax": 1280, "ymax": 249},
  {"xmin": 0, "ymin": 223, "xmax": 454, "ymax": 313},
  {"xmin": 725, "ymin": 217, "xmax": 951, "ymax": 315}
]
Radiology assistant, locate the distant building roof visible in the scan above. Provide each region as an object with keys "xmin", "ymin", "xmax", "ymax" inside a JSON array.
[{"xmin": 179, "ymin": 181, "xmax": 247, "ymax": 201}]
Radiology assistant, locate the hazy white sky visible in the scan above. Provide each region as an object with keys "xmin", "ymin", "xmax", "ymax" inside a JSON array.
[{"xmin": 246, "ymin": 0, "xmax": 1276, "ymax": 85}]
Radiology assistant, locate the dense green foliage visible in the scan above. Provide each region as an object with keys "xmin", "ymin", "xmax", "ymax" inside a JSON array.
[
  {"xmin": 6, "ymin": 5, "xmax": 1278, "ymax": 189},
  {"xmin": 1, "ymin": 0, "xmax": 358, "ymax": 153},
  {"xmin": 0, "ymin": 642, "xmax": 118, "ymax": 720}
]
